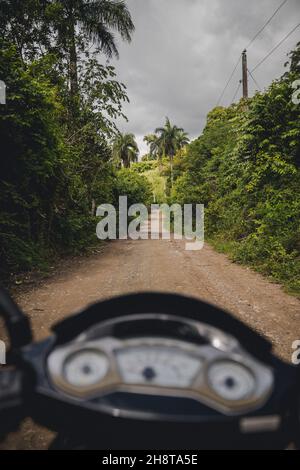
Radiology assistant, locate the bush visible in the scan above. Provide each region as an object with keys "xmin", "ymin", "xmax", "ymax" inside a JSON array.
[
  {"xmin": 171, "ymin": 49, "xmax": 300, "ymax": 295},
  {"xmin": 114, "ymin": 168, "xmax": 153, "ymax": 207}
]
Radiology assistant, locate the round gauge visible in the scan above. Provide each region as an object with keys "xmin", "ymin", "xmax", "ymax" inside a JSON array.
[
  {"xmin": 116, "ymin": 346, "xmax": 201, "ymax": 388},
  {"xmin": 207, "ymin": 361, "xmax": 255, "ymax": 401},
  {"xmin": 63, "ymin": 349, "xmax": 109, "ymax": 388}
]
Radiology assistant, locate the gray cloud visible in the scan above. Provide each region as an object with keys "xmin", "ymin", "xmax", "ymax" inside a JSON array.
[{"xmin": 105, "ymin": 0, "xmax": 300, "ymax": 156}]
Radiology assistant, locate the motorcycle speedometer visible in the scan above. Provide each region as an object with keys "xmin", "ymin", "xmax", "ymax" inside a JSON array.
[
  {"xmin": 63, "ymin": 349, "xmax": 109, "ymax": 387},
  {"xmin": 207, "ymin": 361, "xmax": 256, "ymax": 402}
]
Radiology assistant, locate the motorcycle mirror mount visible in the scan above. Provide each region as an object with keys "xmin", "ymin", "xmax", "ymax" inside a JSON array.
[{"xmin": 0, "ymin": 287, "xmax": 32, "ymax": 349}]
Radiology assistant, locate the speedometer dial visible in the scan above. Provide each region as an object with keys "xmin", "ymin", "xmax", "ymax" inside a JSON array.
[
  {"xmin": 63, "ymin": 350, "xmax": 109, "ymax": 387},
  {"xmin": 116, "ymin": 346, "xmax": 201, "ymax": 388},
  {"xmin": 208, "ymin": 361, "xmax": 255, "ymax": 401}
]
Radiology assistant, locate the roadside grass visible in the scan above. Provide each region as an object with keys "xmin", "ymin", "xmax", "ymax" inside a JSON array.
[{"xmin": 208, "ymin": 236, "xmax": 300, "ymax": 298}]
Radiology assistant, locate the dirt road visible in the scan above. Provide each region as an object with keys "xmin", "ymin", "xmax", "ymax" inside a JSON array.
[{"xmin": 1, "ymin": 220, "xmax": 300, "ymax": 449}]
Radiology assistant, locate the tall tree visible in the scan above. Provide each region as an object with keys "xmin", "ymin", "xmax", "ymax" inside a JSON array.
[
  {"xmin": 113, "ymin": 133, "xmax": 139, "ymax": 168},
  {"xmin": 0, "ymin": 0, "xmax": 51, "ymax": 60},
  {"xmin": 155, "ymin": 118, "xmax": 188, "ymax": 186},
  {"xmin": 176, "ymin": 129, "xmax": 190, "ymax": 149},
  {"xmin": 47, "ymin": 0, "xmax": 135, "ymax": 99},
  {"xmin": 143, "ymin": 134, "xmax": 162, "ymax": 160}
]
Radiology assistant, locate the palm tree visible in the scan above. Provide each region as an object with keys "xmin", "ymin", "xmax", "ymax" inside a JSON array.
[
  {"xmin": 176, "ymin": 130, "xmax": 190, "ymax": 149},
  {"xmin": 51, "ymin": 0, "xmax": 135, "ymax": 98},
  {"xmin": 143, "ymin": 134, "xmax": 162, "ymax": 161},
  {"xmin": 155, "ymin": 118, "xmax": 189, "ymax": 186},
  {"xmin": 112, "ymin": 133, "xmax": 139, "ymax": 168}
]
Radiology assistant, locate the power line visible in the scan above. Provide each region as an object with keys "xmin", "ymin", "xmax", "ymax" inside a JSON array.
[
  {"xmin": 245, "ymin": 0, "xmax": 289, "ymax": 49},
  {"xmin": 247, "ymin": 69, "xmax": 262, "ymax": 91},
  {"xmin": 231, "ymin": 80, "xmax": 242, "ymax": 103},
  {"xmin": 216, "ymin": 54, "xmax": 241, "ymax": 106},
  {"xmin": 251, "ymin": 22, "xmax": 300, "ymax": 73},
  {"xmin": 215, "ymin": 0, "xmax": 290, "ymax": 106}
]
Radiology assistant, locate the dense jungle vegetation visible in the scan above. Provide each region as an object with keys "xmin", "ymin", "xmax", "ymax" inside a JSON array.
[
  {"xmin": 0, "ymin": 0, "xmax": 152, "ymax": 280},
  {"xmin": 171, "ymin": 44, "xmax": 300, "ymax": 295}
]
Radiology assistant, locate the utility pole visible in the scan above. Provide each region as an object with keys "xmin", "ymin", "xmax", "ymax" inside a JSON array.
[{"xmin": 242, "ymin": 49, "xmax": 249, "ymax": 99}]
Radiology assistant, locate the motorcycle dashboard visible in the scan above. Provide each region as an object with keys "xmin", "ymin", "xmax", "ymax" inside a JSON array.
[
  {"xmin": 46, "ymin": 313, "xmax": 274, "ymax": 416},
  {"xmin": 2, "ymin": 292, "xmax": 297, "ymax": 448}
]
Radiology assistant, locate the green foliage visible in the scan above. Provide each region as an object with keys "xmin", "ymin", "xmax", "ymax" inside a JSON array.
[
  {"xmin": 130, "ymin": 161, "xmax": 167, "ymax": 204},
  {"xmin": 114, "ymin": 169, "xmax": 152, "ymax": 207},
  {"xmin": 112, "ymin": 133, "xmax": 138, "ymax": 168},
  {"xmin": 144, "ymin": 119, "xmax": 189, "ymax": 191},
  {"xmin": 144, "ymin": 170, "xmax": 167, "ymax": 205},
  {"xmin": 131, "ymin": 161, "xmax": 158, "ymax": 173},
  {"xmin": 45, "ymin": 0, "xmax": 135, "ymax": 60},
  {"xmin": 0, "ymin": 1, "xmax": 137, "ymax": 280},
  {"xmin": 172, "ymin": 47, "xmax": 300, "ymax": 295},
  {"xmin": 154, "ymin": 118, "xmax": 189, "ymax": 159},
  {"xmin": 0, "ymin": 41, "xmax": 65, "ymax": 274},
  {"xmin": 141, "ymin": 152, "xmax": 158, "ymax": 162}
]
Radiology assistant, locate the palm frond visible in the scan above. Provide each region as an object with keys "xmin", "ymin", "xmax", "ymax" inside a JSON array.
[{"xmin": 82, "ymin": 0, "xmax": 134, "ymax": 44}]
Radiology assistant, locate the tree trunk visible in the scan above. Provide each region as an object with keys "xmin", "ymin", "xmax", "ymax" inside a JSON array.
[
  {"xmin": 69, "ymin": 15, "xmax": 78, "ymax": 98},
  {"xmin": 123, "ymin": 154, "xmax": 130, "ymax": 168},
  {"xmin": 91, "ymin": 199, "xmax": 96, "ymax": 216},
  {"xmin": 158, "ymin": 154, "xmax": 163, "ymax": 172},
  {"xmin": 170, "ymin": 155, "xmax": 174, "ymax": 188}
]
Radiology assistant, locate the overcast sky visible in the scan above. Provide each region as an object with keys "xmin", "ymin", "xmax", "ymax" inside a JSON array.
[{"xmin": 107, "ymin": 0, "xmax": 300, "ymax": 156}]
